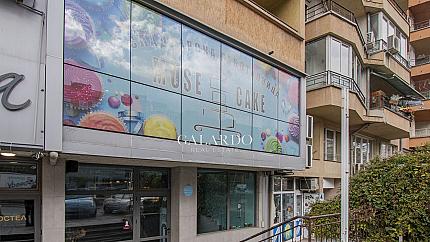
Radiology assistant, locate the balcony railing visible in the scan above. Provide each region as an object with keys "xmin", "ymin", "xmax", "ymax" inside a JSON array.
[
  {"xmin": 387, "ymin": 0, "xmax": 408, "ymax": 21},
  {"xmin": 306, "ymin": 0, "xmax": 366, "ymax": 45},
  {"xmin": 412, "ymin": 19, "xmax": 430, "ymax": 31},
  {"xmin": 415, "ymin": 128, "xmax": 430, "ymax": 138},
  {"xmin": 411, "ymin": 55, "xmax": 430, "ymax": 67},
  {"xmin": 370, "ymin": 93, "xmax": 411, "ymax": 119},
  {"xmin": 367, "ymin": 39, "xmax": 410, "ymax": 69},
  {"xmin": 366, "ymin": 39, "xmax": 387, "ymax": 54},
  {"xmin": 306, "ymin": 71, "xmax": 366, "ymax": 105}
]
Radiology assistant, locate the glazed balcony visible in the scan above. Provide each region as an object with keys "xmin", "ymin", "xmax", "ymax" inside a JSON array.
[
  {"xmin": 362, "ymin": 0, "xmax": 409, "ymax": 36},
  {"xmin": 305, "ymin": 1, "xmax": 366, "ymax": 60},
  {"xmin": 366, "ymin": 39, "xmax": 411, "ymax": 83}
]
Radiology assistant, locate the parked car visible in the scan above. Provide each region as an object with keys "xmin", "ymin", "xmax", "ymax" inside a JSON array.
[
  {"xmin": 65, "ymin": 196, "xmax": 97, "ymax": 218},
  {"xmin": 103, "ymin": 194, "xmax": 132, "ymax": 214}
]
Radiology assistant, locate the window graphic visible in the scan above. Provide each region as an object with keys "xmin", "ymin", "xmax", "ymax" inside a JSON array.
[{"xmin": 63, "ymin": 0, "xmax": 302, "ymax": 156}]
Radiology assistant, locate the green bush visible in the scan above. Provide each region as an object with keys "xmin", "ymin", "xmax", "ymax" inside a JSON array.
[{"xmin": 308, "ymin": 145, "xmax": 430, "ymax": 241}]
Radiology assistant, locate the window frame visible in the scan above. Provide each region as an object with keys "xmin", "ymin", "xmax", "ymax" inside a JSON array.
[
  {"xmin": 0, "ymin": 159, "xmax": 40, "ymax": 192},
  {"xmin": 324, "ymin": 128, "xmax": 337, "ymax": 161},
  {"xmin": 197, "ymin": 169, "xmax": 257, "ymax": 234}
]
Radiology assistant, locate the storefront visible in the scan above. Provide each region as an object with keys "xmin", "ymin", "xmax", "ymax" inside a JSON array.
[
  {"xmin": 0, "ymin": 0, "xmax": 306, "ymax": 241},
  {"xmin": 65, "ymin": 163, "xmax": 170, "ymax": 242},
  {"xmin": 0, "ymin": 159, "xmax": 41, "ymax": 242}
]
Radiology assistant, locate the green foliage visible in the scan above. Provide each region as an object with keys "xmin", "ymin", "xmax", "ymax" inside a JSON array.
[{"xmin": 308, "ymin": 144, "xmax": 430, "ymax": 241}]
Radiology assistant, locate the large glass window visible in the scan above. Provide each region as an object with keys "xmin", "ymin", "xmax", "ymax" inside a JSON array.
[
  {"xmin": 63, "ymin": 0, "xmax": 301, "ymax": 156},
  {"xmin": 305, "ymin": 38, "xmax": 326, "ymax": 75},
  {"xmin": 131, "ymin": 83, "xmax": 181, "ymax": 139},
  {"xmin": 272, "ymin": 177, "xmax": 295, "ymax": 224},
  {"xmin": 64, "ymin": 0, "xmax": 131, "ymax": 79},
  {"xmin": 131, "ymin": 3, "xmax": 181, "ymax": 93},
  {"xmin": 65, "ymin": 165, "xmax": 134, "ymax": 242},
  {"xmin": 197, "ymin": 169, "xmax": 256, "ymax": 234},
  {"xmin": 0, "ymin": 161, "xmax": 37, "ymax": 189}
]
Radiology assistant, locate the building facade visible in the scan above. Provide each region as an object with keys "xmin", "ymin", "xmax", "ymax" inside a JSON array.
[
  {"xmin": 408, "ymin": 0, "xmax": 430, "ymax": 149},
  {"xmin": 285, "ymin": 0, "xmax": 422, "ymax": 207},
  {"xmin": 0, "ymin": 0, "xmax": 307, "ymax": 242}
]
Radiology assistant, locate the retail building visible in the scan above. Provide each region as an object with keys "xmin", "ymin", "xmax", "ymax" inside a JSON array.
[{"xmin": 0, "ymin": 0, "xmax": 306, "ymax": 241}]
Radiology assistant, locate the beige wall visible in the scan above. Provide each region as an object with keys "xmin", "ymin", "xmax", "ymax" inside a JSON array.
[{"xmin": 158, "ymin": 0, "xmax": 305, "ymax": 72}]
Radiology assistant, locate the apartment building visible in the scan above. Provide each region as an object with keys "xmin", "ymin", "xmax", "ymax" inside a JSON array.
[
  {"xmin": 408, "ymin": 0, "xmax": 430, "ymax": 149},
  {"xmin": 294, "ymin": 0, "xmax": 421, "ymax": 204},
  {"xmin": 0, "ymin": 0, "xmax": 307, "ymax": 242}
]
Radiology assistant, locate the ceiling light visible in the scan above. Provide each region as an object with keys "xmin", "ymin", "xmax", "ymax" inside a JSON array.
[{"xmin": 1, "ymin": 152, "xmax": 16, "ymax": 157}]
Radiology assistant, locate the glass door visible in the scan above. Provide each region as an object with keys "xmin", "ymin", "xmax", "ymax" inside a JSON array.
[
  {"xmin": 0, "ymin": 197, "xmax": 40, "ymax": 242},
  {"xmin": 138, "ymin": 196, "xmax": 169, "ymax": 242}
]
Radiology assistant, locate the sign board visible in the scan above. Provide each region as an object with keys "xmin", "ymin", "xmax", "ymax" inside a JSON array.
[
  {"xmin": 0, "ymin": 5, "xmax": 45, "ymax": 148},
  {"xmin": 303, "ymin": 192, "xmax": 324, "ymax": 214}
]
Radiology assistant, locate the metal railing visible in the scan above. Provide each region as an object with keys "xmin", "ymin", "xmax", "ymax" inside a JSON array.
[
  {"xmin": 411, "ymin": 55, "xmax": 430, "ymax": 67},
  {"xmin": 366, "ymin": 39, "xmax": 387, "ymax": 54},
  {"xmin": 412, "ymin": 19, "xmax": 430, "ymax": 31},
  {"xmin": 387, "ymin": 0, "xmax": 408, "ymax": 21},
  {"xmin": 415, "ymin": 128, "xmax": 430, "ymax": 138},
  {"xmin": 240, "ymin": 212, "xmax": 383, "ymax": 242},
  {"xmin": 370, "ymin": 94, "xmax": 412, "ymax": 119},
  {"xmin": 306, "ymin": 0, "xmax": 366, "ymax": 46},
  {"xmin": 392, "ymin": 52, "xmax": 411, "ymax": 68},
  {"xmin": 367, "ymin": 39, "xmax": 410, "ymax": 69},
  {"xmin": 307, "ymin": 71, "xmax": 366, "ymax": 105}
]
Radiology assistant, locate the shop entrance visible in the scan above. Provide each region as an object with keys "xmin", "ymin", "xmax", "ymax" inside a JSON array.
[
  {"xmin": 65, "ymin": 164, "xmax": 170, "ymax": 242},
  {"xmin": 0, "ymin": 160, "xmax": 41, "ymax": 242},
  {"xmin": 0, "ymin": 196, "xmax": 40, "ymax": 242}
]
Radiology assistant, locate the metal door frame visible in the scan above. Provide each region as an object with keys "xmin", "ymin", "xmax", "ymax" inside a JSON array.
[
  {"xmin": 132, "ymin": 167, "xmax": 170, "ymax": 242},
  {"xmin": 0, "ymin": 193, "xmax": 41, "ymax": 242}
]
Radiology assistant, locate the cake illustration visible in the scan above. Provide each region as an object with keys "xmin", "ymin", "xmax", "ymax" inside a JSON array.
[
  {"xmin": 64, "ymin": 0, "xmax": 94, "ymax": 49},
  {"xmin": 265, "ymin": 136, "xmax": 282, "ymax": 153},
  {"xmin": 64, "ymin": 61, "xmax": 103, "ymax": 112},
  {"xmin": 79, "ymin": 112, "xmax": 126, "ymax": 132},
  {"xmin": 288, "ymin": 114, "xmax": 300, "ymax": 143},
  {"xmin": 143, "ymin": 115, "xmax": 177, "ymax": 139}
]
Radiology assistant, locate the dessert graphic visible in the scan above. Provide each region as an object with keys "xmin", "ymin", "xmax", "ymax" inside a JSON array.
[
  {"xmin": 264, "ymin": 136, "xmax": 282, "ymax": 153},
  {"xmin": 143, "ymin": 115, "xmax": 177, "ymax": 139},
  {"xmin": 64, "ymin": 61, "xmax": 103, "ymax": 111},
  {"xmin": 288, "ymin": 115, "xmax": 300, "ymax": 143},
  {"xmin": 64, "ymin": 0, "xmax": 94, "ymax": 49},
  {"xmin": 79, "ymin": 112, "xmax": 126, "ymax": 132},
  {"xmin": 108, "ymin": 95, "xmax": 121, "ymax": 109}
]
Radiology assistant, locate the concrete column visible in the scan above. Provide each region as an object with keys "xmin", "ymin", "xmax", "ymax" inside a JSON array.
[
  {"xmin": 171, "ymin": 167, "xmax": 197, "ymax": 242},
  {"xmin": 41, "ymin": 158, "xmax": 65, "ymax": 242}
]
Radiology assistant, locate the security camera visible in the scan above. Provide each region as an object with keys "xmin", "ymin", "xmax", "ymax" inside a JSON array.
[{"xmin": 49, "ymin": 152, "xmax": 59, "ymax": 166}]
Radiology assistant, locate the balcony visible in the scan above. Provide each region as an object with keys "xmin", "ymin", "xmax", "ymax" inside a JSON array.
[
  {"xmin": 411, "ymin": 55, "xmax": 430, "ymax": 77},
  {"xmin": 366, "ymin": 39, "xmax": 411, "ymax": 83},
  {"xmin": 306, "ymin": 71, "xmax": 369, "ymax": 126},
  {"xmin": 362, "ymin": 0, "xmax": 409, "ymax": 35},
  {"xmin": 412, "ymin": 19, "xmax": 430, "ymax": 31},
  {"xmin": 307, "ymin": 71, "xmax": 366, "ymax": 104},
  {"xmin": 305, "ymin": 1, "xmax": 366, "ymax": 59},
  {"xmin": 415, "ymin": 128, "xmax": 430, "ymax": 137}
]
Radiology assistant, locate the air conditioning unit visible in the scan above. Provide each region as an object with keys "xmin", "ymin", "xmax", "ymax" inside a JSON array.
[
  {"xmin": 387, "ymin": 35, "xmax": 400, "ymax": 54},
  {"xmin": 306, "ymin": 115, "xmax": 313, "ymax": 139},
  {"xmin": 298, "ymin": 178, "xmax": 318, "ymax": 191},
  {"xmin": 306, "ymin": 144, "xmax": 313, "ymax": 168}
]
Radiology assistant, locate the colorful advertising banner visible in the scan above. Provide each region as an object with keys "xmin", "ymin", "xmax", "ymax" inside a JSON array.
[{"xmin": 63, "ymin": 0, "xmax": 302, "ymax": 156}]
